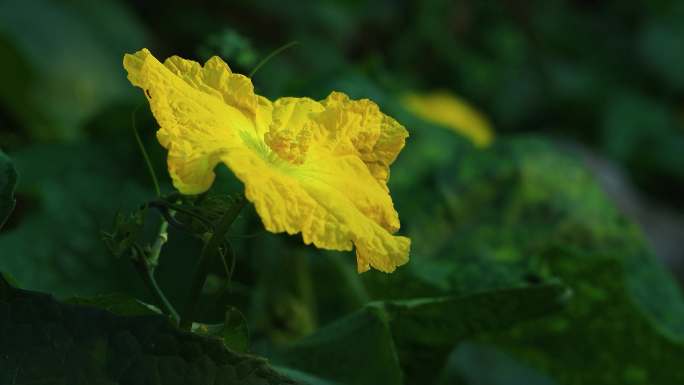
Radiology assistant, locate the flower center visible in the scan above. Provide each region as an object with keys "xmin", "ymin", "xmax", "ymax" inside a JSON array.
[{"xmin": 264, "ymin": 122, "xmax": 313, "ymax": 165}]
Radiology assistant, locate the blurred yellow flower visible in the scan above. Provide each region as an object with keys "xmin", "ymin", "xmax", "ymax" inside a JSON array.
[
  {"xmin": 123, "ymin": 49, "xmax": 410, "ymax": 273},
  {"xmin": 402, "ymin": 91, "xmax": 494, "ymax": 147}
]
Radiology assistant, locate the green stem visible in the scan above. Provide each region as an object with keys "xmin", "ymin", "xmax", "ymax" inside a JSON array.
[
  {"xmin": 148, "ymin": 217, "xmax": 170, "ymax": 268},
  {"xmin": 132, "ymin": 247, "xmax": 180, "ymax": 322},
  {"xmin": 132, "ymin": 106, "xmax": 161, "ymax": 197},
  {"xmin": 180, "ymin": 194, "xmax": 247, "ymax": 329},
  {"xmin": 249, "ymin": 41, "xmax": 299, "ymax": 78},
  {"xmin": 155, "ymin": 201, "xmax": 214, "ymax": 229}
]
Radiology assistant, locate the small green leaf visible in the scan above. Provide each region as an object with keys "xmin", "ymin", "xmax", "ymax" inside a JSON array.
[
  {"xmin": 101, "ymin": 208, "xmax": 146, "ymax": 259},
  {"xmin": 0, "ymin": 149, "xmax": 17, "ymax": 230},
  {"xmin": 192, "ymin": 307, "xmax": 250, "ymax": 353}
]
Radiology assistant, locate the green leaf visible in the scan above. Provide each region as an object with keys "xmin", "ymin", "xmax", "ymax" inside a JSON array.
[
  {"xmin": 0, "ymin": 141, "xmax": 150, "ymax": 297},
  {"xmin": 408, "ymin": 137, "xmax": 684, "ymax": 385},
  {"xmin": 197, "ymin": 28, "xmax": 258, "ymax": 70},
  {"xmin": 0, "ymin": 272, "xmax": 18, "ymax": 301},
  {"xmin": 0, "ymin": 275, "xmax": 300, "ymax": 385},
  {"xmin": 438, "ymin": 342, "xmax": 557, "ymax": 385},
  {"xmin": 269, "ymin": 282, "xmax": 567, "ymax": 385},
  {"xmin": 101, "ymin": 208, "xmax": 147, "ymax": 259},
  {"xmin": 65, "ymin": 293, "xmax": 161, "ymax": 317},
  {"xmin": 270, "ymin": 305, "xmax": 403, "ymax": 385},
  {"xmin": 381, "ymin": 283, "xmax": 568, "ymax": 384},
  {"xmin": 601, "ymin": 93, "xmax": 684, "ymax": 183},
  {"xmin": 272, "ymin": 366, "xmax": 344, "ymax": 385},
  {"xmin": 192, "ymin": 307, "xmax": 250, "ymax": 353},
  {"xmin": 638, "ymin": 18, "xmax": 684, "ymax": 90},
  {"xmin": 0, "ymin": 149, "xmax": 17, "ymax": 230},
  {"xmin": 377, "ymin": 283, "xmax": 569, "ymax": 348}
]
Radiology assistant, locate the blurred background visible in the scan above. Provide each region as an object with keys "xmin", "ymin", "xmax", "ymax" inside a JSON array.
[
  {"xmin": 1, "ymin": 0, "xmax": 684, "ymax": 383},
  {"xmin": 1, "ymin": 0, "xmax": 682, "ymax": 278}
]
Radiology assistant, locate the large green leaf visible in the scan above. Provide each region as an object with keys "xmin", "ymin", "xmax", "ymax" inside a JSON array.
[
  {"xmin": 0, "ymin": 149, "xmax": 17, "ymax": 230},
  {"xmin": 378, "ymin": 283, "xmax": 568, "ymax": 348},
  {"xmin": 271, "ymin": 305, "xmax": 402, "ymax": 385},
  {"xmin": 0, "ymin": 274, "xmax": 299, "ymax": 385},
  {"xmin": 385, "ymin": 283, "xmax": 567, "ymax": 385},
  {"xmin": 438, "ymin": 342, "xmax": 557, "ymax": 385},
  {"xmin": 409, "ymin": 137, "xmax": 684, "ymax": 385},
  {"xmin": 268, "ymin": 282, "xmax": 567, "ymax": 385},
  {"xmin": 0, "ymin": 140, "xmax": 151, "ymax": 297}
]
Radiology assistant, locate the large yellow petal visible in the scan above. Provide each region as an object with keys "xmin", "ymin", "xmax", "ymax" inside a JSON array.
[
  {"xmin": 123, "ymin": 49, "xmax": 261, "ymax": 194},
  {"xmin": 317, "ymin": 92, "xmax": 408, "ymax": 188},
  {"xmin": 220, "ymin": 146, "xmax": 410, "ymax": 273},
  {"xmin": 231, "ymin": 97, "xmax": 409, "ymax": 272},
  {"xmin": 123, "ymin": 49, "xmax": 410, "ymax": 273}
]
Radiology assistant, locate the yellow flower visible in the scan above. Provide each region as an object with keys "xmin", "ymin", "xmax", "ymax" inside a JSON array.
[
  {"xmin": 402, "ymin": 91, "xmax": 494, "ymax": 147},
  {"xmin": 123, "ymin": 49, "xmax": 410, "ymax": 273}
]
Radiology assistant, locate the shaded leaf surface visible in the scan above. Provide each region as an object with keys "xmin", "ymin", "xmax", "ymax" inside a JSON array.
[
  {"xmin": 269, "ymin": 282, "xmax": 567, "ymax": 385},
  {"xmin": 270, "ymin": 305, "xmax": 403, "ymax": 385},
  {"xmin": 0, "ymin": 141, "xmax": 150, "ymax": 297},
  {"xmin": 0, "ymin": 275, "xmax": 299, "ymax": 385},
  {"xmin": 438, "ymin": 342, "xmax": 557, "ymax": 385}
]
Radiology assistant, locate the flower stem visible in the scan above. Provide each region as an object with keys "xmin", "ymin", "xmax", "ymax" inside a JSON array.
[
  {"xmin": 179, "ymin": 194, "xmax": 247, "ymax": 329},
  {"xmin": 148, "ymin": 218, "xmax": 169, "ymax": 268},
  {"xmin": 131, "ymin": 105, "xmax": 161, "ymax": 197},
  {"xmin": 130, "ymin": 105, "xmax": 178, "ymax": 321},
  {"xmin": 249, "ymin": 41, "xmax": 299, "ymax": 78},
  {"xmin": 132, "ymin": 246, "xmax": 180, "ymax": 322}
]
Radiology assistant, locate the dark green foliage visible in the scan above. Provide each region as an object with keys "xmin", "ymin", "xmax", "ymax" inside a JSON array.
[
  {"xmin": 266, "ymin": 282, "xmax": 566, "ymax": 385},
  {"xmin": 272, "ymin": 305, "xmax": 403, "ymax": 385},
  {"xmin": 0, "ymin": 275, "xmax": 298, "ymax": 385},
  {"xmin": 381, "ymin": 283, "xmax": 568, "ymax": 385},
  {"xmin": 0, "ymin": 150, "xmax": 17, "ymax": 230},
  {"xmin": 0, "ymin": 141, "xmax": 150, "ymax": 297},
  {"xmin": 404, "ymin": 137, "xmax": 684, "ymax": 385},
  {"xmin": 193, "ymin": 307, "xmax": 251, "ymax": 354},
  {"xmin": 102, "ymin": 209, "xmax": 147, "ymax": 260},
  {"xmin": 243, "ymin": 133, "xmax": 684, "ymax": 384},
  {"xmin": 65, "ymin": 294, "xmax": 161, "ymax": 317},
  {"xmin": 438, "ymin": 342, "xmax": 557, "ymax": 385}
]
